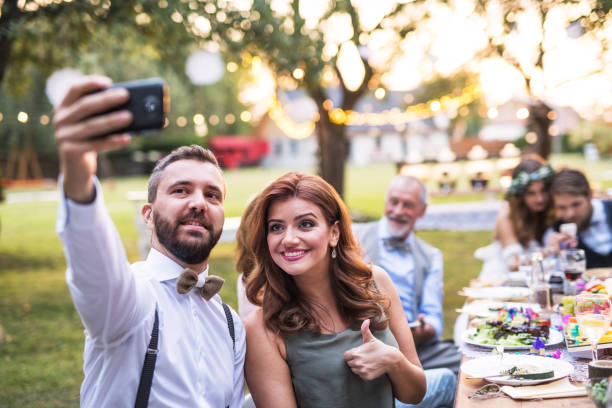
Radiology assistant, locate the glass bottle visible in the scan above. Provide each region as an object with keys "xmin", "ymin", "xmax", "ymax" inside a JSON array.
[{"xmin": 529, "ymin": 251, "xmax": 551, "ymax": 312}]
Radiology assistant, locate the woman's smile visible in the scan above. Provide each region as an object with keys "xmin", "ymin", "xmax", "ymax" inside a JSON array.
[{"xmin": 282, "ymin": 249, "xmax": 309, "ymax": 261}]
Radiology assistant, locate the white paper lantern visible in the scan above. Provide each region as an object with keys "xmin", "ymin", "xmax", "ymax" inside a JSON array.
[
  {"xmin": 186, "ymin": 50, "xmax": 225, "ymax": 85},
  {"xmin": 45, "ymin": 69, "xmax": 84, "ymax": 107}
]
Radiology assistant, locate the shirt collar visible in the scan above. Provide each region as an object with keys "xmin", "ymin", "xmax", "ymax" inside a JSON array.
[
  {"xmin": 590, "ymin": 198, "xmax": 605, "ymax": 227},
  {"xmin": 145, "ymin": 248, "xmax": 209, "ymax": 282}
]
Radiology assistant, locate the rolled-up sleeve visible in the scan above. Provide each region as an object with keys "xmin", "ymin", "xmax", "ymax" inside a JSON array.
[{"xmin": 420, "ymin": 248, "xmax": 443, "ymax": 339}]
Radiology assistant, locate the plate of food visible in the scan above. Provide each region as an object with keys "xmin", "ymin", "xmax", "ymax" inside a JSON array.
[
  {"xmin": 584, "ymin": 268, "xmax": 612, "ymax": 281},
  {"xmin": 460, "ymin": 286, "xmax": 530, "ymax": 300},
  {"xmin": 461, "ymin": 306, "xmax": 564, "ymax": 350},
  {"xmin": 462, "ymin": 325, "xmax": 564, "ymax": 350},
  {"xmin": 461, "ymin": 354, "xmax": 573, "ymax": 386}
]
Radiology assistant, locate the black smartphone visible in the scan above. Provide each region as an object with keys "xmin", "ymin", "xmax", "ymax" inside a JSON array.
[{"xmin": 91, "ymin": 78, "xmax": 170, "ymax": 137}]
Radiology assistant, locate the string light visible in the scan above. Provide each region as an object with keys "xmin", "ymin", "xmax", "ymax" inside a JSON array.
[
  {"xmin": 263, "ymin": 84, "xmax": 481, "ymax": 137},
  {"xmin": 268, "ymin": 94, "xmax": 316, "ymax": 140},
  {"xmin": 7, "ymin": 77, "xmax": 478, "ymax": 144},
  {"xmin": 176, "ymin": 116, "xmax": 187, "ymax": 127},
  {"xmin": 240, "ymin": 110, "xmax": 252, "ymax": 122},
  {"xmin": 292, "ymin": 68, "xmax": 305, "ymax": 80},
  {"xmin": 227, "ymin": 61, "xmax": 238, "ymax": 72},
  {"xmin": 328, "ymin": 84, "xmax": 481, "ymax": 126},
  {"xmin": 193, "ymin": 113, "xmax": 205, "ymax": 125},
  {"xmin": 516, "ymin": 107, "xmax": 529, "ymax": 120}
]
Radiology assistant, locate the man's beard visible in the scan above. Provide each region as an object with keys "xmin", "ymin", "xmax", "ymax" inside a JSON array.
[
  {"xmin": 386, "ymin": 215, "xmax": 413, "ymax": 238},
  {"xmin": 153, "ymin": 209, "xmax": 222, "ymax": 265},
  {"xmin": 577, "ymin": 206, "xmax": 594, "ymax": 233}
]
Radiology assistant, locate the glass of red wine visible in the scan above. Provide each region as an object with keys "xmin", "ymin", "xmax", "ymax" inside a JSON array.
[{"xmin": 561, "ymin": 249, "xmax": 586, "ymax": 294}]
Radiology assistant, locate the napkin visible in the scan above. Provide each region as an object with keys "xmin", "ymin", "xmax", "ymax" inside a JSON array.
[{"xmin": 500, "ymin": 378, "xmax": 586, "ymax": 400}]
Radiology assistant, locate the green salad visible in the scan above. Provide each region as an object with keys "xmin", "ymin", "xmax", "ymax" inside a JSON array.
[{"xmin": 468, "ymin": 323, "xmax": 548, "ymax": 346}]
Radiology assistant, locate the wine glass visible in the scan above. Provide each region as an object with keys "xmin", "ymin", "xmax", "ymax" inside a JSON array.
[
  {"xmin": 561, "ymin": 248, "xmax": 586, "ymax": 281},
  {"xmin": 561, "ymin": 248, "xmax": 586, "ymax": 295},
  {"xmin": 575, "ymin": 293, "xmax": 612, "ymax": 361}
]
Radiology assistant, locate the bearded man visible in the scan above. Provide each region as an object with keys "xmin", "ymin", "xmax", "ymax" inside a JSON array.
[
  {"xmin": 54, "ymin": 76, "xmax": 245, "ymax": 407},
  {"xmin": 352, "ymin": 175, "xmax": 458, "ymax": 408}
]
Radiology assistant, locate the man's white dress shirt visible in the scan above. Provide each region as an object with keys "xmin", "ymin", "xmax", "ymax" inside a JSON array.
[
  {"xmin": 376, "ymin": 218, "xmax": 444, "ymax": 339},
  {"xmin": 56, "ymin": 178, "xmax": 245, "ymax": 407}
]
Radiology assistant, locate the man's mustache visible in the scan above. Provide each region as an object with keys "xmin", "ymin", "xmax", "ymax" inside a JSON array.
[
  {"xmin": 388, "ymin": 215, "xmax": 412, "ymax": 224},
  {"xmin": 177, "ymin": 210, "xmax": 213, "ymax": 231}
]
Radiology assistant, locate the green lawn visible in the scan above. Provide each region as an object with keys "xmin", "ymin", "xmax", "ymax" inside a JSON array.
[{"xmin": 1, "ymin": 154, "xmax": 610, "ymax": 406}]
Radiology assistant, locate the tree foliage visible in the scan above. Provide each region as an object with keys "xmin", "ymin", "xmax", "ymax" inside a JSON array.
[
  {"xmin": 185, "ymin": 0, "xmax": 429, "ymax": 196},
  {"xmin": 0, "ymin": 0, "xmax": 252, "ymax": 179},
  {"xmin": 471, "ymin": 0, "xmax": 612, "ymax": 158}
]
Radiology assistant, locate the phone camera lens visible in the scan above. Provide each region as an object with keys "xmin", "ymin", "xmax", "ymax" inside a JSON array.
[{"xmin": 143, "ymin": 95, "xmax": 160, "ymax": 113}]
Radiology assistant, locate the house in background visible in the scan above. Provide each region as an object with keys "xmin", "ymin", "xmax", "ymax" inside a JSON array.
[
  {"xmin": 249, "ymin": 88, "xmax": 581, "ymax": 168},
  {"xmin": 252, "ymin": 92, "xmax": 318, "ymax": 168}
]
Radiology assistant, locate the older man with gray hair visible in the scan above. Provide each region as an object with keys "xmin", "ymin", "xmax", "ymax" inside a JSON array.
[{"xmin": 353, "ymin": 175, "xmax": 458, "ymax": 408}]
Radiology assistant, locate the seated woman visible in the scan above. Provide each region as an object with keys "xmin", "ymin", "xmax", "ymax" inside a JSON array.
[
  {"xmin": 243, "ymin": 172, "xmax": 426, "ymax": 408},
  {"xmin": 481, "ymin": 155, "xmax": 554, "ymax": 278}
]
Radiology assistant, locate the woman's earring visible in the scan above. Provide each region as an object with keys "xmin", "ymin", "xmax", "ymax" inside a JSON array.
[{"xmin": 331, "ymin": 247, "xmax": 337, "ymax": 259}]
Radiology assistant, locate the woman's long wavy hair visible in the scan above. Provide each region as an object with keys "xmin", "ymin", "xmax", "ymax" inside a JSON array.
[
  {"xmin": 235, "ymin": 197, "xmax": 259, "ymax": 284},
  {"xmin": 244, "ymin": 172, "xmax": 389, "ymax": 337},
  {"xmin": 507, "ymin": 155, "xmax": 554, "ymax": 247}
]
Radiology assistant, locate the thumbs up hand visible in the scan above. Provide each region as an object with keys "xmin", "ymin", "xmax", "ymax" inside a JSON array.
[
  {"xmin": 343, "ymin": 319, "xmax": 401, "ymax": 381},
  {"xmin": 361, "ymin": 319, "xmax": 375, "ymax": 343}
]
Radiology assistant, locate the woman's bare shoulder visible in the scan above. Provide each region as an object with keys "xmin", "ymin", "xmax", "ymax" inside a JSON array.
[
  {"xmin": 498, "ymin": 201, "xmax": 511, "ymax": 217},
  {"xmin": 371, "ymin": 264, "xmax": 395, "ymax": 295},
  {"xmin": 244, "ymin": 308, "xmax": 286, "ymax": 355}
]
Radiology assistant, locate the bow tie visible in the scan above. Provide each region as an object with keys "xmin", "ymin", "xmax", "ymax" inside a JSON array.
[
  {"xmin": 176, "ymin": 268, "xmax": 224, "ymax": 300},
  {"xmin": 382, "ymin": 237, "xmax": 411, "ymax": 253}
]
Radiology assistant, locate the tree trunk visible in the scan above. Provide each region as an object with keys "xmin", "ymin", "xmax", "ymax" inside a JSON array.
[
  {"xmin": 528, "ymin": 101, "xmax": 552, "ymax": 159},
  {"xmin": 315, "ymin": 107, "xmax": 348, "ymax": 198},
  {"xmin": 307, "ymin": 58, "xmax": 372, "ymax": 198}
]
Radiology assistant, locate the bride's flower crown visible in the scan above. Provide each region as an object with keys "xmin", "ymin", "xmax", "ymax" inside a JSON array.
[{"xmin": 506, "ymin": 164, "xmax": 554, "ymax": 196}]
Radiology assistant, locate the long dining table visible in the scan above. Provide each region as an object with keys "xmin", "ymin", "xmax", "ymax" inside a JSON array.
[
  {"xmin": 453, "ymin": 361, "xmax": 593, "ymax": 407},
  {"xmin": 453, "ymin": 289, "xmax": 597, "ymax": 407}
]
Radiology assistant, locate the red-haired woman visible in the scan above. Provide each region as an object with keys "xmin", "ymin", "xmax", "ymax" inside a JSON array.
[{"xmin": 243, "ymin": 172, "xmax": 426, "ymax": 408}]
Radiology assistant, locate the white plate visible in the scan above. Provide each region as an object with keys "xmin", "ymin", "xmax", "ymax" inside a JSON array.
[
  {"xmin": 460, "ymin": 286, "xmax": 530, "ymax": 300},
  {"xmin": 506, "ymin": 271, "xmax": 528, "ymax": 283},
  {"xmin": 461, "ymin": 354, "xmax": 574, "ymax": 386},
  {"xmin": 461, "ymin": 327, "xmax": 564, "ymax": 350},
  {"xmin": 461, "ymin": 301, "xmax": 541, "ymax": 318}
]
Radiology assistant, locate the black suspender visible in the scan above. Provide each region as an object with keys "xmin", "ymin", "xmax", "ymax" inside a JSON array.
[
  {"xmin": 222, "ymin": 302, "xmax": 236, "ymax": 351},
  {"xmin": 134, "ymin": 307, "xmax": 159, "ymax": 408},
  {"xmin": 134, "ymin": 303, "xmax": 236, "ymax": 407}
]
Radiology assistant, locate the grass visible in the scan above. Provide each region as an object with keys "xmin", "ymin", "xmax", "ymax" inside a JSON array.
[{"xmin": 1, "ymin": 154, "xmax": 610, "ymax": 406}]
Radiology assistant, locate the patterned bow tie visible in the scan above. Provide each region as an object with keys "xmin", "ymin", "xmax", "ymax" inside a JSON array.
[
  {"xmin": 382, "ymin": 237, "xmax": 411, "ymax": 253},
  {"xmin": 176, "ymin": 268, "xmax": 224, "ymax": 300}
]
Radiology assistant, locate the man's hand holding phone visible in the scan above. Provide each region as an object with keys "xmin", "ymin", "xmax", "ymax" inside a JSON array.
[{"xmin": 53, "ymin": 75, "xmax": 134, "ymax": 203}]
